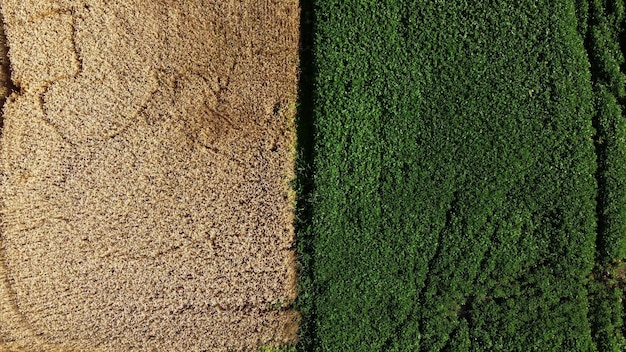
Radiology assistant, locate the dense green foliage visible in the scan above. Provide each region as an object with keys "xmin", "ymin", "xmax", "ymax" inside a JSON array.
[
  {"xmin": 588, "ymin": 279, "xmax": 626, "ymax": 351},
  {"xmin": 582, "ymin": 0, "xmax": 626, "ymax": 263},
  {"xmin": 577, "ymin": 0, "xmax": 626, "ymax": 350},
  {"xmin": 584, "ymin": 0, "xmax": 626, "ymax": 266},
  {"xmin": 304, "ymin": 0, "xmax": 599, "ymax": 350}
]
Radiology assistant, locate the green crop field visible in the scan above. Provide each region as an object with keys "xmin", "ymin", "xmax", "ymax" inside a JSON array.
[{"xmin": 296, "ymin": 0, "xmax": 626, "ymax": 351}]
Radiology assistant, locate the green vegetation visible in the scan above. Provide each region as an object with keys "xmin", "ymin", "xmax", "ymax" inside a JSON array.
[
  {"xmin": 302, "ymin": 0, "xmax": 601, "ymax": 350},
  {"xmin": 578, "ymin": 0, "xmax": 626, "ymax": 350},
  {"xmin": 584, "ymin": 0, "xmax": 626, "ymax": 266}
]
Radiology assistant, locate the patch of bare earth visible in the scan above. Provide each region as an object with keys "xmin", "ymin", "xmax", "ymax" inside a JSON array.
[{"xmin": 0, "ymin": 1, "xmax": 300, "ymax": 351}]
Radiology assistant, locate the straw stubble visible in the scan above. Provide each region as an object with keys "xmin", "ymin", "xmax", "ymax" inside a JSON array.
[{"xmin": 0, "ymin": 1, "xmax": 300, "ymax": 351}]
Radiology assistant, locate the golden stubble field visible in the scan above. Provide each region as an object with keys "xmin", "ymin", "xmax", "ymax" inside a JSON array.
[{"xmin": 0, "ymin": 1, "xmax": 300, "ymax": 351}]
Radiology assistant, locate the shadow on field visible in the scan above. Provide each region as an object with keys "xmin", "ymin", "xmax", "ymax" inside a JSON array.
[{"xmin": 295, "ymin": 0, "xmax": 317, "ymax": 350}]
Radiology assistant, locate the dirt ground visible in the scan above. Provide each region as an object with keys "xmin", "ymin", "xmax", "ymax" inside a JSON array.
[{"xmin": 0, "ymin": 1, "xmax": 300, "ymax": 351}]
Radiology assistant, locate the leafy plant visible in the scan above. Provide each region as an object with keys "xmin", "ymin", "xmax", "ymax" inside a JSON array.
[{"xmin": 304, "ymin": 0, "xmax": 598, "ymax": 350}]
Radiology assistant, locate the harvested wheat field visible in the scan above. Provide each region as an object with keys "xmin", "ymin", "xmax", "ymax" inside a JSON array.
[{"xmin": 0, "ymin": 0, "xmax": 300, "ymax": 351}]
